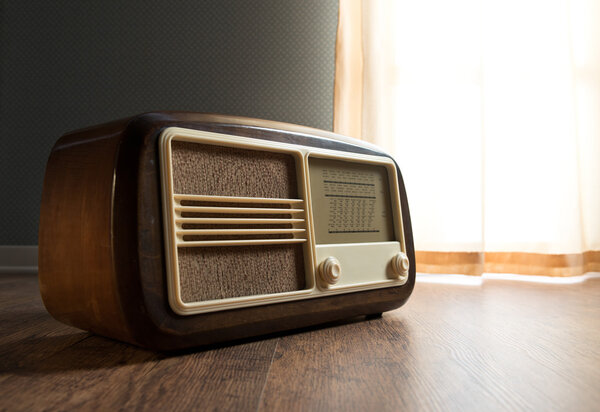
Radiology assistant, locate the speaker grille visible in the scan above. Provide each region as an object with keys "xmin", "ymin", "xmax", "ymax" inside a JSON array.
[
  {"xmin": 172, "ymin": 195, "xmax": 306, "ymax": 247},
  {"xmin": 168, "ymin": 140, "xmax": 308, "ymax": 303},
  {"xmin": 171, "ymin": 141, "xmax": 298, "ymax": 198},
  {"xmin": 178, "ymin": 244, "xmax": 305, "ymax": 302}
]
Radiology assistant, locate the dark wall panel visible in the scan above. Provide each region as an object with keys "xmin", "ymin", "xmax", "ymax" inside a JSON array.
[{"xmin": 0, "ymin": 0, "xmax": 339, "ymax": 245}]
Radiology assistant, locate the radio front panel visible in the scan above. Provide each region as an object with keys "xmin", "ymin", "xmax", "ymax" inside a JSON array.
[{"xmin": 159, "ymin": 127, "xmax": 409, "ymax": 315}]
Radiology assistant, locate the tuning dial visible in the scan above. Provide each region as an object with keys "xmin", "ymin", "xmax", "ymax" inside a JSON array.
[
  {"xmin": 319, "ymin": 257, "xmax": 341, "ymax": 286},
  {"xmin": 392, "ymin": 252, "xmax": 410, "ymax": 280}
]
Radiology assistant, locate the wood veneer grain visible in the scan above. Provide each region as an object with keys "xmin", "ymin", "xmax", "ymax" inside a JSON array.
[
  {"xmin": 38, "ymin": 118, "xmax": 133, "ymax": 343},
  {"xmin": 2, "ymin": 272, "xmax": 600, "ymax": 410},
  {"xmin": 257, "ymin": 278, "xmax": 600, "ymax": 411}
]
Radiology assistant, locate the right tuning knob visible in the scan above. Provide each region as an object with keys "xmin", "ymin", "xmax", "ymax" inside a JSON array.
[{"xmin": 392, "ymin": 252, "xmax": 410, "ymax": 280}]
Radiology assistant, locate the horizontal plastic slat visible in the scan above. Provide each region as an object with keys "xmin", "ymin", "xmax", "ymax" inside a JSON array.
[
  {"xmin": 176, "ymin": 228, "xmax": 306, "ymax": 236},
  {"xmin": 176, "ymin": 238, "xmax": 307, "ymax": 247},
  {"xmin": 173, "ymin": 194, "xmax": 304, "ymax": 204},
  {"xmin": 175, "ymin": 206, "xmax": 304, "ymax": 214},
  {"xmin": 176, "ymin": 217, "xmax": 305, "ymax": 224}
]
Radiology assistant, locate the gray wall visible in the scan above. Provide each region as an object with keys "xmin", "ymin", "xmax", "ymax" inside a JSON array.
[{"xmin": 0, "ymin": 0, "xmax": 339, "ymax": 245}]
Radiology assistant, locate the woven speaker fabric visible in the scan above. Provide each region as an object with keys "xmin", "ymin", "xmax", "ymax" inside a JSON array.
[
  {"xmin": 172, "ymin": 141, "xmax": 306, "ymax": 300},
  {"xmin": 178, "ymin": 245, "xmax": 305, "ymax": 302},
  {"xmin": 171, "ymin": 141, "xmax": 298, "ymax": 198}
]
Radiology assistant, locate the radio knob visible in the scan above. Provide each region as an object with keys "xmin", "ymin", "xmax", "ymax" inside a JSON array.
[
  {"xmin": 319, "ymin": 257, "xmax": 341, "ymax": 286},
  {"xmin": 392, "ymin": 252, "xmax": 410, "ymax": 279}
]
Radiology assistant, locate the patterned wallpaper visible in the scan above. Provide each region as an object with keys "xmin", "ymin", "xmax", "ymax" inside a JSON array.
[{"xmin": 0, "ymin": 0, "xmax": 339, "ymax": 245}]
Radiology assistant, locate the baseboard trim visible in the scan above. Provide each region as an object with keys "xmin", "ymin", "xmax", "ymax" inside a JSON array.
[{"xmin": 0, "ymin": 246, "xmax": 38, "ymax": 273}]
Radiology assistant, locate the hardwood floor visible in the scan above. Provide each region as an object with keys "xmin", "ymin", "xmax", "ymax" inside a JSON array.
[{"xmin": 1, "ymin": 271, "xmax": 599, "ymax": 411}]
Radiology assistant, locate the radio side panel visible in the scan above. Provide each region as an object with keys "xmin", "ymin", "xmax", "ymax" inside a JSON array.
[{"xmin": 38, "ymin": 118, "xmax": 135, "ymax": 343}]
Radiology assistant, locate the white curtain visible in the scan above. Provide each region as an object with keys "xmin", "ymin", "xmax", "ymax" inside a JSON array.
[{"xmin": 334, "ymin": 0, "xmax": 600, "ymax": 275}]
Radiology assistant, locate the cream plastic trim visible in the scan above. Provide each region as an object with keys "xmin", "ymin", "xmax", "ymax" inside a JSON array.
[
  {"xmin": 172, "ymin": 192, "xmax": 306, "ymax": 248},
  {"xmin": 159, "ymin": 127, "xmax": 408, "ymax": 315},
  {"xmin": 315, "ymin": 242, "xmax": 402, "ymax": 289},
  {"xmin": 177, "ymin": 229, "xmax": 306, "ymax": 235},
  {"xmin": 175, "ymin": 206, "xmax": 305, "ymax": 214},
  {"xmin": 178, "ymin": 239, "xmax": 307, "ymax": 248},
  {"xmin": 175, "ymin": 217, "xmax": 305, "ymax": 224},
  {"xmin": 173, "ymin": 194, "xmax": 305, "ymax": 203}
]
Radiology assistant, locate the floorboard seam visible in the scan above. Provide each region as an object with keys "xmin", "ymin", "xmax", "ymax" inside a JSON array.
[
  {"xmin": 137, "ymin": 358, "xmax": 161, "ymax": 379},
  {"xmin": 255, "ymin": 338, "xmax": 279, "ymax": 412},
  {"xmin": 47, "ymin": 334, "xmax": 93, "ymax": 357}
]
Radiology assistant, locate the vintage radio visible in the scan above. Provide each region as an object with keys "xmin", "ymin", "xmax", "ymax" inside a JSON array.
[{"xmin": 39, "ymin": 112, "xmax": 415, "ymax": 350}]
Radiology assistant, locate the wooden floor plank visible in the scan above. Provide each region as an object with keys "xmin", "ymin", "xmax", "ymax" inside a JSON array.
[
  {"xmin": 0, "ymin": 272, "xmax": 92, "ymax": 372},
  {"xmin": 1, "ymin": 272, "xmax": 599, "ymax": 411},
  {"xmin": 1, "ymin": 336, "xmax": 161, "ymax": 410},
  {"xmin": 257, "ymin": 278, "xmax": 600, "ymax": 411},
  {"xmin": 0, "ymin": 272, "xmax": 278, "ymax": 412},
  {"xmin": 118, "ymin": 339, "xmax": 278, "ymax": 412}
]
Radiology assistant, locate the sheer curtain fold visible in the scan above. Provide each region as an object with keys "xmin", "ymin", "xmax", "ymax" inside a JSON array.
[{"xmin": 334, "ymin": 0, "xmax": 600, "ymax": 276}]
